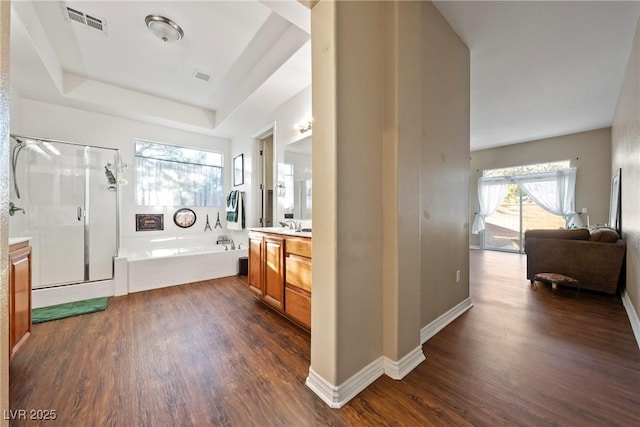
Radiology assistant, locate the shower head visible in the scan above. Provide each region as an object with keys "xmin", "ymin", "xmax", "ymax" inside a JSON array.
[
  {"xmin": 11, "ymin": 137, "xmax": 27, "ymax": 199},
  {"xmin": 10, "ymin": 136, "xmax": 62, "ymax": 199}
]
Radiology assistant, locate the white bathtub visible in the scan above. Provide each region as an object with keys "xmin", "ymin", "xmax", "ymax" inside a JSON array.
[{"xmin": 121, "ymin": 236, "xmax": 248, "ymax": 293}]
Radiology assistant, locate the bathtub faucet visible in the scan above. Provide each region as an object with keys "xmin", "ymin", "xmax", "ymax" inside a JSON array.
[{"xmin": 9, "ymin": 202, "xmax": 25, "ymax": 216}]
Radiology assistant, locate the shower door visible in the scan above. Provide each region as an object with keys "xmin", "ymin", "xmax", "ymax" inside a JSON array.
[{"xmin": 11, "ymin": 136, "xmax": 118, "ymax": 289}]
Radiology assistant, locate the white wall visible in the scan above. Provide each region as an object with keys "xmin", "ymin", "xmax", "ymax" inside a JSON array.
[
  {"xmin": 10, "ymin": 98, "xmax": 233, "ymax": 247},
  {"xmin": 9, "ymin": 85, "xmax": 21, "ymax": 131}
]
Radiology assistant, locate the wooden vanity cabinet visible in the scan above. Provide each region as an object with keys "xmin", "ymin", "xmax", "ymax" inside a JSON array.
[
  {"xmin": 248, "ymin": 233, "xmax": 264, "ymax": 297},
  {"xmin": 263, "ymin": 236, "xmax": 285, "ymax": 310},
  {"xmin": 9, "ymin": 241, "xmax": 32, "ymax": 361},
  {"xmin": 247, "ymin": 230, "xmax": 311, "ymax": 330},
  {"xmin": 284, "ymin": 238, "xmax": 311, "ymax": 329}
]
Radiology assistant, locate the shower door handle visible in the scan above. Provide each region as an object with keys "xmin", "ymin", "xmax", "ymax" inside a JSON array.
[{"xmin": 77, "ymin": 207, "xmax": 83, "ymax": 221}]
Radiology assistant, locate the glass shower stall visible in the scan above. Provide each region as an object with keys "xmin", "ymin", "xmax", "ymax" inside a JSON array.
[{"xmin": 10, "ymin": 135, "xmax": 119, "ymax": 289}]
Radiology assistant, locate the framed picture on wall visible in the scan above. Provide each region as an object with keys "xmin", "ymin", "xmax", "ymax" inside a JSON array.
[
  {"xmin": 609, "ymin": 168, "xmax": 621, "ymax": 234},
  {"xmin": 233, "ymin": 154, "xmax": 244, "ymax": 186},
  {"xmin": 136, "ymin": 214, "xmax": 164, "ymax": 231}
]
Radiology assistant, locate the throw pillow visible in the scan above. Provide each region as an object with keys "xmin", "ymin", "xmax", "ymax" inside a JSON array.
[{"xmin": 589, "ymin": 228, "xmax": 620, "ymax": 243}]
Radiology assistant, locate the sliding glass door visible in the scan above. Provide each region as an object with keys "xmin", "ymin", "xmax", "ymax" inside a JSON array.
[
  {"xmin": 482, "ymin": 161, "xmax": 571, "ymax": 253},
  {"xmin": 484, "ymin": 185, "xmax": 565, "ymax": 253}
]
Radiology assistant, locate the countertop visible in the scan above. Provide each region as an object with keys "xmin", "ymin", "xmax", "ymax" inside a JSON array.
[
  {"xmin": 9, "ymin": 237, "xmax": 32, "ymax": 246},
  {"xmin": 248, "ymin": 227, "xmax": 312, "ymax": 238}
]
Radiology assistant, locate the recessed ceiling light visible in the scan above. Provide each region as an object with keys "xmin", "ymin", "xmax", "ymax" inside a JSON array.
[{"xmin": 145, "ymin": 15, "xmax": 184, "ymax": 43}]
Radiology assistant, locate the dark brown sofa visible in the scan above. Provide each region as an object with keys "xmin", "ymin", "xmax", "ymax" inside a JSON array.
[{"xmin": 524, "ymin": 228, "xmax": 626, "ymax": 294}]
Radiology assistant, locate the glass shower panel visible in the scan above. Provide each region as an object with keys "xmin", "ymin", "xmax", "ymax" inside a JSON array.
[
  {"xmin": 87, "ymin": 147, "xmax": 118, "ymax": 282},
  {"xmin": 27, "ymin": 143, "xmax": 86, "ymax": 287},
  {"xmin": 11, "ymin": 136, "xmax": 119, "ymax": 289}
]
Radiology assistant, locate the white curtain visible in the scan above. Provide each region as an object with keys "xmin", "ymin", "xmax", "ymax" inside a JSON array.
[
  {"xmin": 513, "ymin": 168, "xmax": 583, "ymax": 228},
  {"xmin": 472, "ymin": 177, "xmax": 509, "ymax": 234}
]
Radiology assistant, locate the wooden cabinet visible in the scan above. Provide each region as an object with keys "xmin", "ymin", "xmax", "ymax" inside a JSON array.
[
  {"xmin": 247, "ymin": 230, "xmax": 311, "ymax": 330},
  {"xmin": 263, "ymin": 236, "xmax": 285, "ymax": 310},
  {"xmin": 9, "ymin": 241, "xmax": 32, "ymax": 361},
  {"xmin": 284, "ymin": 238, "xmax": 311, "ymax": 328},
  {"xmin": 248, "ymin": 234, "xmax": 264, "ymax": 297}
]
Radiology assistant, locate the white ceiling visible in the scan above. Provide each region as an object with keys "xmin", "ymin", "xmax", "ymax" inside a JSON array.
[
  {"xmin": 9, "ymin": 1, "xmax": 640, "ymax": 150},
  {"xmin": 10, "ymin": 0, "xmax": 311, "ymax": 139},
  {"xmin": 434, "ymin": 1, "xmax": 640, "ymax": 151}
]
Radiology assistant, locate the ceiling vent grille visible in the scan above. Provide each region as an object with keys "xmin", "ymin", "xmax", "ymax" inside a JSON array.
[
  {"xmin": 193, "ymin": 70, "xmax": 212, "ymax": 83},
  {"xmin": 66, "ymin": 7, "xmax": 85, "ymax": 25},
  {"xmin": 85, "ymin": 14, "xmax": 104, "ymax": 32},
  {"xmin": 62, "ymin": 4, "xmax": 108, "ymax": 35}
]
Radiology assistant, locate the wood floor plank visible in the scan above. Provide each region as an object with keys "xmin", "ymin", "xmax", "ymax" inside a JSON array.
[{"xmin": 9, "ymin": 250, "xmax": 640, "ymax": 426}]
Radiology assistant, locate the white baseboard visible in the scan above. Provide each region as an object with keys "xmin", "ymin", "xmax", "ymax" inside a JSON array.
[
  {"xmin": 383, "ymin": 346, "xmax": 426, "ymax": 380},
  {"xmin": 621, "ymin": 290, "xmax": 640, "ymax": 350},
  {"xmin": 306, "ymin": 357, "xmax": 384, "ymax": 408},
  {"xmin": 32, "ymin": 279, "xmax": 114, "ymax": 309},
  {"xmin": 113, "ymin": 257, "xmax": 128, "ymax": 296},
  {"xmin": 421, "ymin": 297, "xmax": 473, "ymax": 344}
]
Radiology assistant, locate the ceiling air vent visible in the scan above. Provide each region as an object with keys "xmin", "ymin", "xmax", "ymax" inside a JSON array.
[
  {"xmin": 193, "ymin": 69, "xmax": 212, "ymax": 83},
  {"xmin": 85, "ymin": 14, "xmax": 105, "ymax": 32},
  {"xmin": 66, "ymin": 7, "xmax": 85, "ymax": 25},
  {"xmin": 62, "ymin": 4, "xmax": 108, "ymax": 35}
]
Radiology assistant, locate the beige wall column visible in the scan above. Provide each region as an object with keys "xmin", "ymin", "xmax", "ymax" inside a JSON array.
[
  {"xmin": 309, "ymin": 0, "xmax": 385, "ymax": 390},
  {"xmin": 309, "ymin": 0, "xmax": 339, "ymax": 387},
  {"xmin": 381, "ymin": 1, "xmax": 424, "ymax": 369},
  {"xmin": 420, "ymin": 2, "xmax": 471, "ymax": 329},
  {"xmin": 612, "ymin": 13, "xmax": 640, "ymax": 340},
  {"xmin": 1, "ymin": 1, "xmax": 11, "ymax": 424},
  {"xmin": 308, "ymin": 0, "xmax": 470, "ymax": 407}
]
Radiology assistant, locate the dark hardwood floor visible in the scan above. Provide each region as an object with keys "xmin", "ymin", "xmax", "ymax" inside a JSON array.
[{"xmin": 9, "ymin": 250, "xmax": 640, "ymax": 426}]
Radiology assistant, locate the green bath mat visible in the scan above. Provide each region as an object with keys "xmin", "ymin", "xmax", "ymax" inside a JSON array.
[{"xmin": 32, "ymin": 297, "xmax": 109, "ymax": 324}]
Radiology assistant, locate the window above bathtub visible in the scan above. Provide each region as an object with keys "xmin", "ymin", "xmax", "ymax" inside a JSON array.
[{"xmin": 134, "ymin": 140, "xmax": 224, "ymax": 207}]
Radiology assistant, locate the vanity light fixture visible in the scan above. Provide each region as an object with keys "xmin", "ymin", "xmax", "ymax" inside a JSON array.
[
  {"xmin": 297, "ymin": 120, "xmax": 313, "ymax": 134},
  {"xmin": 145, "ymin": 14, "xmax": 184, "ymax": 43}
]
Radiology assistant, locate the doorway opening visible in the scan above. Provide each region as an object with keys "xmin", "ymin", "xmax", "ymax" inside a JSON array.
[{"xmin": 257, "ymin": 131, "xmax": 274, "ymax": 227}]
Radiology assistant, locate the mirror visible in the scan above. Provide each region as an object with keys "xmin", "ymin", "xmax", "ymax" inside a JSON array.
[{"xmin": 282, "ymin": 136, "xmax": 312, "ymax": 220}]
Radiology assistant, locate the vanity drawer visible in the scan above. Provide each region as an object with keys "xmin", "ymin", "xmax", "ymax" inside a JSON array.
[
  {"xmin": 285, "ymin": 286, "xmax": 310, "ymax": 329},
  {"xmin": 286, "ymin": 238, "xmax": 311, "ymax": 258},
  {"xmin": 285, "ymin": 254, "xmax": 311, "ymax": 292}
]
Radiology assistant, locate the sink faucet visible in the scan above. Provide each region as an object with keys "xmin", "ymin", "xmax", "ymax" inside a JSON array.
[
  {"xmin": 230, "ymin": 239, "xmax": 236, "ymax": 250},
  {"xmin": 287, "ymin": 220, "xmax": 300, "ymax": 231}
]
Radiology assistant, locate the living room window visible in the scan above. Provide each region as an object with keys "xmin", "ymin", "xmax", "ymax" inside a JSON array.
[
  {"xmin": 134, "ymin": 140, "xmax": 224, "ymax": 207},
  {"xmin": 474, "ymin": 160, "xmax": 575, "ymax": 253}
]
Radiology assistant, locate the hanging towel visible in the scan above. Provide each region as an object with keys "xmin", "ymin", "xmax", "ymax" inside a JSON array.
[
  {"xmin": 226, "ymin": 191, "xmax": 245, "ymax": 230},
  {"xmin": 226, "ymin": 190, "xmax": 238, "ymax": 213}
]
